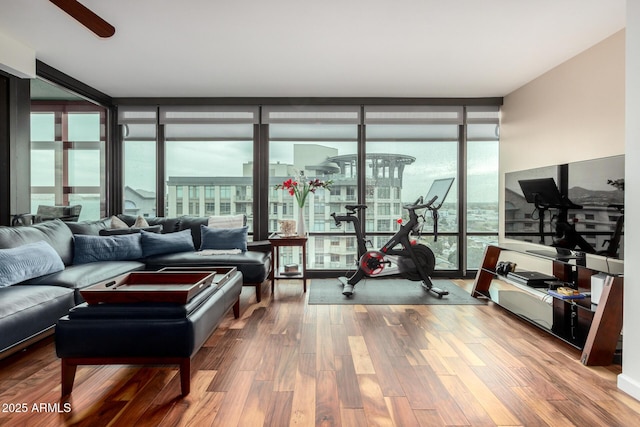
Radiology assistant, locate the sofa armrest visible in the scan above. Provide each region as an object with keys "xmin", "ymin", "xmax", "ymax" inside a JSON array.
[{"xmin": 247, "ymin": 240, "xmax": 271, "ymax": 253}]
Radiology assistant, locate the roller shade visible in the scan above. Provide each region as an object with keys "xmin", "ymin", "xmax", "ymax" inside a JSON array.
[
  {"xmin": 159, "ymin": 106, "xmax": 259, "ymax": 124},
  {"xmin": 262, "ymin": 105, "xmax": 361, "ymax": 124},
  {"xmin": 364, "ymin": 105, "xmax": 463, "ymax": 125}
]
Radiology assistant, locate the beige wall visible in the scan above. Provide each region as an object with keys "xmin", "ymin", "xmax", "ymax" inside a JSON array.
[
  {"xmin": 500, "ymin": 30, "xmax": 625, "ymax": 175},
  {"xmin": 499, "ymin": 30, "xmax": 625, "ymax": 239},
  {"xmin": 499, "ymin": 25, "xmax": 640, "ymax": 400}
]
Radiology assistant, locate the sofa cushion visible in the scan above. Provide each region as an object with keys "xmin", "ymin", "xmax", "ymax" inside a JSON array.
[
  {"xmin": 23, "ymin": 260, "xmax": 145, "ymax": 304},
  {"xmin": 144, "ymin": 250, "xmax": 270, "ymax": 283},
  {"xmin": 0, "ymin": 241, "xmax": 65, "ymax": 288},
  {"xmin": 208, "ymin": 214, "xmax": 245, "ymax": 229},
  {"xmin": 134, "ymin": 216, "xmax": 150, "ymax": 227},
  {"xmin": 117, "ymin": 214, "xmax": 182, "ymax": 234},
  {"xmin": 200, "ymin": 225, "xmax": 248, "ymax": 252},
  {"xmin": 99, "ymin": 225, "xmax": 163, "ymax": 236},
  {"xmin": 0, "ymin": 219, "xmax": 74, "ymax": 265},
  {"xmin": 110, "ymin": 215, "xmax": 130, "ymax": 229},
  {"xmin": 140, "ymin": 229, "xmax": 195, "ymax": 257},
  {"xmin": 65, "ymin": 218, "xmax": 111, "ymax": 235},
  {"xmin": 0, "ymin": 285, "xmax": 75, "ymax": 353},
  {"xmin": 176, "ymin": 216, "xmax": 209, "ymax": 248},
  {"xmin": 111, "ymin": 215, "xmax": 150, "ymax": 229},
  {"xmin": 73, "ymin": 233, "xmax": 143, "ymax": 264}
]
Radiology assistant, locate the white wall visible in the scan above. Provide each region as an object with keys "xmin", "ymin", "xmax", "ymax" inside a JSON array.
[
  {"xmin": 0, "ymin": 30, "xmax": 35, "ymax": 78},
  {"xmin": 500, "ymin": 26, "xmax": 640, "ymax": 399},
  {"xmin": 618, "ymin": 0, "xmax": 640, "ymax": 400}
]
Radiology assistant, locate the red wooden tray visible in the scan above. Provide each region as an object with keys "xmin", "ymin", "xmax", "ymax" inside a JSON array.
[
  {"xmin": 158, "ymin": 266, "xmax": 237, "ymax": 289},
  {"xmin": 81, "ymin": 271, "xmax": 217, "ymax": 305}
]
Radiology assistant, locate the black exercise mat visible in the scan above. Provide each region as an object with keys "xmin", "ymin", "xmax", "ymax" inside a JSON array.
[{"xmin": 308, "ymin": 278, "xmax": 485, "ymax": 305}]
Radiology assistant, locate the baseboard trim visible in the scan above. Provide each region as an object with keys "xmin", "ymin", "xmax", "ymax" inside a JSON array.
[{"xmin": 618, "ymin": 373, "xmax": 640, "ymax": 401}]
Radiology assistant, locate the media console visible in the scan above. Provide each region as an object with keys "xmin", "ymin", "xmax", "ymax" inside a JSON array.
[{"xmin": 471, "ymin": 244, "xmax": 623, "ymax": 366}]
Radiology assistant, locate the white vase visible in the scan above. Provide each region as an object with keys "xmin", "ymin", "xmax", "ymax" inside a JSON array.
[{"xmin": 297, "ymin": 207, "xmax": 306, "ymax": 237}]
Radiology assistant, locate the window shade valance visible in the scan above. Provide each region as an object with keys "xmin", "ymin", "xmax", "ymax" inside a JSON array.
[
  {"xmin": 117, "ymin": 106, "xmax": 157, "ymax": 124},
  {"xmin": 261, "ymin": 105, "xmax": 361, "ymax": 124},
  {"xmin": 364, "ymin": 106, "xmax": 464, "ymax": 125},
  {"xmin": 159, "ymin": 106, "xmax": 259, "ymax": 124}
]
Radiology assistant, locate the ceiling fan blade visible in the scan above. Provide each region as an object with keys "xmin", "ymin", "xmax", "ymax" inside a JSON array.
[{"xmin": 50, "ymin": 0, "xmax": 115, "ymax": 38}]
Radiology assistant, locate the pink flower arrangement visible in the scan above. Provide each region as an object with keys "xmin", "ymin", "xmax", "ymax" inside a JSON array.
[{"xmin": 275, "ymin": 177, "xmax": 332, "ymax": 207}]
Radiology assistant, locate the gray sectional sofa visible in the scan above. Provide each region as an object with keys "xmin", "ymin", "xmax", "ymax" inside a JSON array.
[{"xmin": 0, "ymin": 215, "xmax": 271, "ymax": 359}]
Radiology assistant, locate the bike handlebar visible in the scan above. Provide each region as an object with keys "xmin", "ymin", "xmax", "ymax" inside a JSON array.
[
  {"xmin": 403, "ymin": 195, "xmax": 438, "ymax": 211},
  {"xmin": 331, "ymin": 204, "xmax": 368, "ymax": 227},
  {"xmin": 330, "ymin": 212, "xmax": 341, "ymax": 227}
]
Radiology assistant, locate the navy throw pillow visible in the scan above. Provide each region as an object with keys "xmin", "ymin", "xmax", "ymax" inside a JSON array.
[
  {"xmin": 200, "ymin": 225, "xmax": 248, "ymax": 252},
  {"xmin": 73, "ymin": 233, "xmax": 143, "ymax": 264},
  {"xmin": 0, "ymin": 241, "xmax": 65, "ymax": 287},
  {"xmin": 140, "ymin": 229, "xmax": 195, "ymax": 257}
]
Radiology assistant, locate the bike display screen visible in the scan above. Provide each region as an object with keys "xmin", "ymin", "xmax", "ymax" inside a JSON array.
[{"xmin": 424, "ymin": 178, "xmax": 454, "ymax": 209}]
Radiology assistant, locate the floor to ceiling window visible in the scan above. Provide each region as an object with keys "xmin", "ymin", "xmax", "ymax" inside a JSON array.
[
  {"xmin": 162, "ymin": 106, "xmax": 257, "ymax": 232},
  {"xmin": 266, "ymin": 106, "xmax": 360, "ymax": 269},
  {"xmin": 120, "ymin": 106, "xmax": 158, "ymax": 217},
  {"xmin": 117, "ymin": 101, "xmax": 500, "ymax": 275},
  {"xmin": 466, "ymin": 106, "xmax": 500, "ymax": 269},
  {"xmin": 364, "ymin": 106, "xmax": 461, "ymax": 271},
  {"xmin": 30, "ymin": 79, "xmax": 107, "ymax": 220}
]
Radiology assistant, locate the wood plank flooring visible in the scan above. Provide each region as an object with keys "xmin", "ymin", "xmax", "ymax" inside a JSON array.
[{"xmin": 1, "ymin": 280, "xmax": 639, "ymax": 426}]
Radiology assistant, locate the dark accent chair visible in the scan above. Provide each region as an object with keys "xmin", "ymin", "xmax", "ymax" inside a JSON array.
[{"xmin": 11, "ymin": 205, "xmax": 82, "ymax": 226}]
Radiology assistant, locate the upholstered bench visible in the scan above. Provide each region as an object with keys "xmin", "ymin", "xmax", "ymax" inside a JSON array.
[{"xmin": 55, "ymin": 269, "xmax": 243, "ymax": 396}]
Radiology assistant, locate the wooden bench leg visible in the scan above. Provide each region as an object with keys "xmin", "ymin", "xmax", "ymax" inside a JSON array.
[
  {"xmin": 180, "ymin": 358, "xmax": 191, "ymax": 396},
  {"xmin": 255, "ymin": 282, "xmax": 262, "ymax": 302},
  {"xmin": 233, "ymin": 298, "xmax": 240, "ymax": 318},
  {"xmin": 61, "ymin": 359, "xmax": 77, "ymax": 397}
]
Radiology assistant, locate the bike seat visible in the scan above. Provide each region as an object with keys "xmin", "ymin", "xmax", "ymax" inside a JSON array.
[{"xmin": 345, "ymin": 204, "xmax": 367, "ymax": 212}]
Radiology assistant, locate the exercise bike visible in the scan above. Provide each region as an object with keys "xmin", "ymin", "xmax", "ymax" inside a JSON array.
[{"xmin": 330, "ymin": 178, "xmax": 454, "ymax": 298}]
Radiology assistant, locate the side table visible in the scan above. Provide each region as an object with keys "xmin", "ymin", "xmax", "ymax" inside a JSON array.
[{"xmin": 269, "ymin": 235, "xmax": 308, "ymax": 295}]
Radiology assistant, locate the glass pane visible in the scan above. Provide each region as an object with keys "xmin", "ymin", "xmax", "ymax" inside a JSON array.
[
  {"xmin": 31, "ymin": 113, "xmax": 55, "ymax": 141},
  {"xmin": 30, "ymin": 149, "xmax": 55, "ymax": 186},
  {"xmin": 68, "ymin": 113, "xmax": 100, "ymax": 141},
  {"xmin": 467, "ymin": 137, "xmax": 499, "ymax": 232},
  {"xmin": 30, "ymin": 194, "xmax": 55, "ymax": 215},
  {"xmin": 69, "ymin": 194, "xmax": 101, "ymax": 221},
  {"xmin": 413, "ymin": 235, "xmax": 459, "ymax": 270},
  {"xmin": 124, "ymin": 139, "xmax": 157, "ymax": 217},
  {"xmin": 310, "ymin": 235, "xmax": 359, "ymax": 270},
  {"xmin": 68, "ymin": 150, "xmax": 101, "ymax": 186},
  {"xmin": 366, "ymin": 125, "xmax": 459, "ymax": 233},
  {"xmin": 30, "ymin": 92, "xmax": 106, "ymax": 220},
  {"xmin": 165, "ymin": 124, "xmax": 253, "ymax": 230},
  {"xmin": 467, "ymin": 236, "xmax": 498, "ymax": 269},
  {"xmin": 269, "ymin": 124, "xmax": 357, "ymax": 236},
  {"xmin": 269, "ymin": 123, "xmax": 357, "ymax": 271}
]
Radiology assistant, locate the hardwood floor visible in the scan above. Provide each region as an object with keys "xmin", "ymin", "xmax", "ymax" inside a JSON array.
[{"xmin": 1, "ymin": 280, "xmax": 639, "ymax": 426}]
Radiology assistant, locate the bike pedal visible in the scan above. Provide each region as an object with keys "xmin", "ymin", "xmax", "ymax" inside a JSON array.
[
  {"xmin": 421, "ymin": 282, "xmax": 449, "ymax": 299},
  {"xmin": 342, "ymin": 284, "xmax": 354, "ymax": 297}
]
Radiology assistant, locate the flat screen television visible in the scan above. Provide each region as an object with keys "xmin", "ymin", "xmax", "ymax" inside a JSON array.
[{"xmin": 504, "ymin": 155, "xmax": 624, "ymax": 259}]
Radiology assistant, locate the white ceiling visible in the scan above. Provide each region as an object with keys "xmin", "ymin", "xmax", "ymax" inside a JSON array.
[{"xmin": 0, "ymin": 0, "xmax": 626, "ymax": 99}]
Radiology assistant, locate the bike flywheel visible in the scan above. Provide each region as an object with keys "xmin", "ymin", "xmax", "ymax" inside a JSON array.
[{"xmin": 398, "ymin": 244, "xmax": 436, "ymax": 281}]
